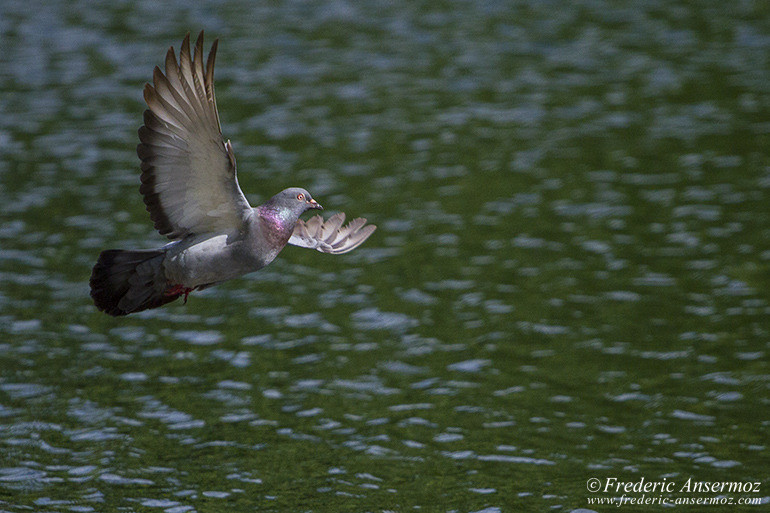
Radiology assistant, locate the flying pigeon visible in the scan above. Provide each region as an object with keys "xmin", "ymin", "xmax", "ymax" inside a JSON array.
[{"xmin": 90, "ymin": 32, "xmax": 376, "ymax": 316}]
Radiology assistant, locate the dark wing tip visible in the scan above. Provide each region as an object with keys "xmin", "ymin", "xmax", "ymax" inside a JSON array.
[
  {"xmin": 142, "ymin": 83, "xmax": 154, "ymax": 103},
  {"xmin": 152, "ymin": 66, "xmax": 165, "ymax": 85},
  {"xmin": 181, "ymin": 32, "xmax": 192, "ymax": 57},
  {"xmin": 207, "ymin": 38, "xmax": 219, "ymax": 69}
]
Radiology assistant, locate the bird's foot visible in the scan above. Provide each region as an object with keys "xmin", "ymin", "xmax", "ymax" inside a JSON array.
[{"xmin": 165, "ymin": 284, "xmax": 194, "ymax": 304}]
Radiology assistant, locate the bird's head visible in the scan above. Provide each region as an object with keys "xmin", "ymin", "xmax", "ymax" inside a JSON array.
[{"xmin": 267, "ymin": 187, "xmax": 324, "ymax": 219}]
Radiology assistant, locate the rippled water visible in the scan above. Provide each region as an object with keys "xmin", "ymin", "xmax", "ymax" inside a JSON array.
[{"xmin": 1, "ymin": 0, "xmax": 769, "ymax": 511}]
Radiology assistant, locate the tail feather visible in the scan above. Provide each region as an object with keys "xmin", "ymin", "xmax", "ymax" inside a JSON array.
[{"xmin": 90, "ymin": 249, "xmax": 180, "ymax": 316}]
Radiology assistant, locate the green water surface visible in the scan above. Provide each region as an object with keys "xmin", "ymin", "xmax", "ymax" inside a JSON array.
[{"xmin": 0, "ymin": 1, "xmax": 768, "ymax": 511}]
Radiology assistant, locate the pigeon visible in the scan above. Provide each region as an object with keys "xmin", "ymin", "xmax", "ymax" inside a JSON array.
[{"xmin": 90, "ymin": 32, "xmax": 376, "ymax": 316}]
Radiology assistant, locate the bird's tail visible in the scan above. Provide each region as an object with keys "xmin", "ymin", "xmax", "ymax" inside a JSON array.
[{"xmin": 90, "ymin": 249, "xmax": 182, "ymax": 316}]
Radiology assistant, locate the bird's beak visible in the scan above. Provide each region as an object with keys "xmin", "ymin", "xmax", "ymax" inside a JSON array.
[{"xmin": 308, "ymin": 198, "xmax": 323, "ymax": 210}]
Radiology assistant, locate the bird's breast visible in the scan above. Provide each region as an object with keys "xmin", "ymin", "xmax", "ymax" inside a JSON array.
[{"xmin": 256, "ymin": 212, "xmax": 294, "ymax": 248}]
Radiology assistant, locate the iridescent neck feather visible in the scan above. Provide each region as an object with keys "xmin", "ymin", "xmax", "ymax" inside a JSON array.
[{"xmin": 257, "ymin": 204, "xmax": 295, "ymax": 244}]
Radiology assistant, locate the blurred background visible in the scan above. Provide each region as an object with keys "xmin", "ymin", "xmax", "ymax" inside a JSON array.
[{"xmin": 0, "ymin": 0, "xmax": 768, "ymax": 511}]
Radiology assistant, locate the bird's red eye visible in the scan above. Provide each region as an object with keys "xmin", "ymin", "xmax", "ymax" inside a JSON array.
[{"xmin": 297, "ymin": 193, "xmax": 305, "ymax": 201}]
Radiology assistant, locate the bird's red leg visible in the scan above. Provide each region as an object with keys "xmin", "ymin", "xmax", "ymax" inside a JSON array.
[{"xmin": 164, "ymin": 284, "xmax": 194, "ymax": 304}]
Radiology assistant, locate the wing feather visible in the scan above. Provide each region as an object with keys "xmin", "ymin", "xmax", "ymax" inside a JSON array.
[
  {"xmin": 138, "ymin": 31, "xmax": 251, "ymax": 240},
  {"xmin": 153, "ymin": 66, "xmax": 198, "ymax": 124},
  {"xmin": 192, "ymin": 33, "xmax": 218, "ymax": 130},
  {"xmin": 204, "ymin": 39, "xmax": 222, "ymax": 130},
  {"xmin": 320, "ymin": 212, "xmax": 345, "ymax": 243},
  {"xmin": 289, "ymin": 214, "xmax": 376, "ymax": 255},
  {"xmin": 303, "ymin": 215, "xmax": 322, "ymax": 238}
]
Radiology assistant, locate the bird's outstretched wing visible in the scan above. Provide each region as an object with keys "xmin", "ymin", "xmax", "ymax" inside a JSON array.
[
  {"xmin": 289, "ymin": 213, "xmax": 376, "ymax": 254},
  {"xmin": 138, "ymin": 31, "xmax": 252, "ymax": 240}
]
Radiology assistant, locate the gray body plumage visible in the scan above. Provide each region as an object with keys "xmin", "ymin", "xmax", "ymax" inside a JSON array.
[
  {"xmin": 162, "ymin": 205, "xmax": 283, "ymax": 288},
  {"xmin": 90, "ymin": 33, "xmax": 375, "ymax": 316}
]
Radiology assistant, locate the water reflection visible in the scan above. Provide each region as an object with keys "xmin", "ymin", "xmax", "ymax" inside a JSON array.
[{"xmin": 2, "ymin": 0, "xmax": 769, "ymax": 510}]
